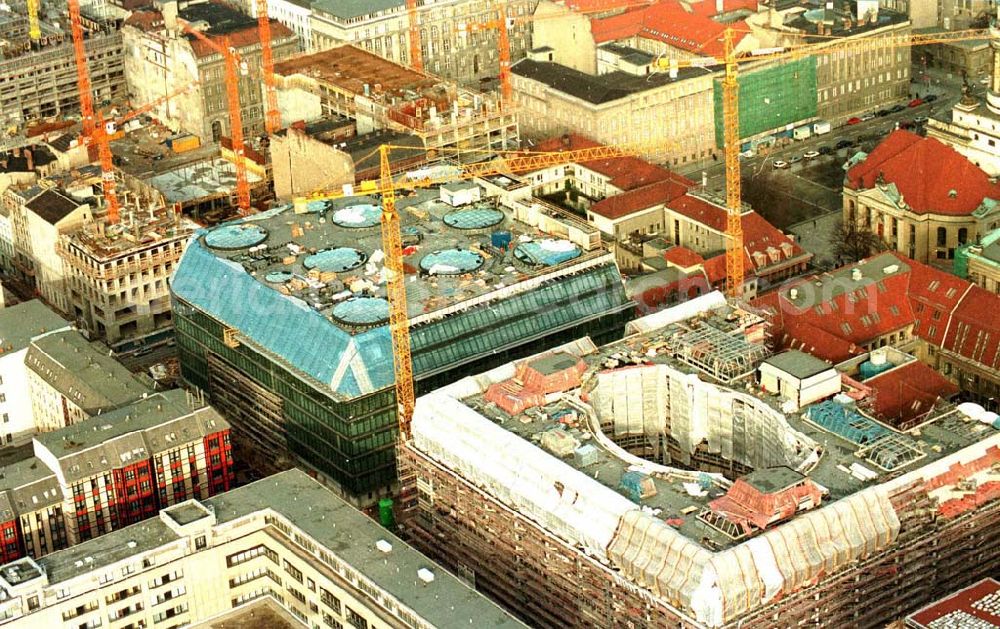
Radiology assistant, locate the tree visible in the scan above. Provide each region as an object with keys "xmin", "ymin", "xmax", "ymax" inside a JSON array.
[{"xmin": 830, "ymin": 220, "xmax": 887, "ymax": 263}]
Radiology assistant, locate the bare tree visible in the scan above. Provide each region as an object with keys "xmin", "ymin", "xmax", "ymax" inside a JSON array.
[{"xmin": 830, "ymin": 220, "xmax": 887, "ymax": 263}]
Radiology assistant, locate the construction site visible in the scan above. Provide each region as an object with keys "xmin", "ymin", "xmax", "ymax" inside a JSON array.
[
  {"xmin": 169, "ymin": 179, "xmax": 634, "ymax": 504},
  {"xmin": 398, "ymin": 291, "xmax": 1000, "ymax": 628}
]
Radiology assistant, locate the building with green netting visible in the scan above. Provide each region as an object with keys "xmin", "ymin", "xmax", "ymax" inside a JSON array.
[
  {"xmin": 712, "ymin": 59, "xmax": 819, "ymax": 148},
  {"xmin": 170, "ymin": 189, "xmax": 634, "ymax": 505}
]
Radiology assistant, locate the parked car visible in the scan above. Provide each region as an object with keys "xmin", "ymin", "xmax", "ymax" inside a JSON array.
[
  {"xmin": 835, "ymin": 139, "xmax": 854, "ymax": 150},
  {"xmin": 847, "ymin": 117, "xmax": 862, "ymax": 125},
  {"xmin": 861, "ymin": 113, "xmax": 877, "ymax": 121},
  {"xmin": 876, "ymin": 109, "xmax": 891, "ymax": 117},
  {"xmin": 925, "ymin": 94, "xmax": 939, "ymax": 102},
  {"xmin": 914, "ymin": 115, "xmax": 929, "ymax": 124},
  {"xmin": 908, "ymin": 98, "xmax": 923, "ymax": 108},
  {"xmin": 900, "ymin": 121, "xmax": 915, "ymax": 130},
  {"xmin": 789, "ymin": 155, "xmax": 803, "ymax": 164},
  {"xmin": 803, "ymin": 150, "xmax": 820, "ymax": 160},
  {"xmin": 889, "ymin": 104, "xmax": 906, "ymax": 113},
  {"xmin": 739, "ymin": 149, "xmax": 755, "ymax": 158},
  {"xmin": 772, "ymin": 159, "xmax": 789, "ymax": 169},
  {"xmin": 817, "ymin": 145, "xmax": 833, "ymax": 155}
]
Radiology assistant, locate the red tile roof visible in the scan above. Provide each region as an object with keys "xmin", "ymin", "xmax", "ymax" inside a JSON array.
[
  {"xmin": 667, "ymin": 194, "xmax": 727, "ymax": 231},
  {"xmin": 124, "ymin": 10, "xmax": 164, "ymax": 30},
  {"xmin": 663, "ymin": 246, "xmax": 704, "ymax": 269},
  {"xmin": 864, "ymin": 362, "xmax": 959, "ymax": 428},
  {"xmin": 847, "ymin": 130, "xmax": 1000, "ymax": 216},
  {"xmin": 531, "ymin": 134, "xmax": 677, "ymax": 191},
  {"xmin": 588, "ymin": 1, "xmax": 750, "ymax": 55},
  {"xmin": 589, "ymin": 176, "xmax": 693, "ymax": 219},
  {"xmin": 754, "ymin": 252, "xmax": 1000, "ymax": 371}
]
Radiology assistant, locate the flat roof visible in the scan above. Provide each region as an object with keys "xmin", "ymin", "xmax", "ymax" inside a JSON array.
[
  {"xmin": 26, "ymin": 331, "xmax": 153, "ymax": 414},
  {"xmin": 192, "ymin": 598, "xmax": 303, "ymax": 629},
  {"xmin": 172, "ymin": 186, "xmax": 628, "ymax": 399},
  {"xmin": 511, "ymin": 58, "xmax": 712, "ymax": 105},
  {"xmin": 907, "ymin": 578, "xmax": 1000, "ymax": 628},
  {"xmin": 762, "ymin": 350, "xmax": 833, "ymax": 380},
  {"xmin": 273, "ymin": 44, "xmax": 437, "ymax": 97},
  {"xmin": 163, "ymin": 501, "xmax": 212, "ymax": 527},
  {"xmin": 146, "ymin": 157, "xmax": 264, "ymax": 204},
  {"xmin": 453, "ymin": 298, "xmax": 991, "ymax": 550},
  {"xmin": 0, "ymin": 300, "xmax": 69, "ymax": 353},
  {"xmin": 312, "ymin": 0, "xmax": 403, "ymax": 20}
]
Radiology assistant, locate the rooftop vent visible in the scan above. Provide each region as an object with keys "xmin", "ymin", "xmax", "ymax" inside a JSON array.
[
  {"xmin": 127, "ymin": 541, "xmax": 136, "ymax": 549},
  {"xmin": 949, "ymin": 189, "xmax": 958, "ymax": 198},
  {"xmin": 851, "ymin": 268, "xmax": 863, "ymax": 281},
  {"xmin": 375, "ymin": 539, "xmax": 392, "ymax": 553},
  {"xmin": 883, "ymin": 264, "xmax": 899, "ymax": 274},
  {"xmin": 417, "ymin": 568, "xmax": 435, "ymax": 584}
]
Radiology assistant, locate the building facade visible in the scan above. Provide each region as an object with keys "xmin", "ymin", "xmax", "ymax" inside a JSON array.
[
  {"xmin": 122, "ymin": 1, "xmax": 298, "ymax": 143},
  {"xmin": 309, "ymin": 0, "xmax": 537, "ymax": 86},
  {"xmin": 844, "ymin": 130, "xmax": 1000, "ymax": 267},
  {"xmin": 963, "ymin": 226, "xmax": 1000, "ymax": 293},
  {"xmin": 0, "ymin": 469, "xmax": 524, "ymax": 629}
]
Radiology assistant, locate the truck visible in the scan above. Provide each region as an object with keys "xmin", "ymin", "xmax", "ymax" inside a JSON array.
[
  {"xmin": 793, "ymin": 125, "xmax": 812, "ymax": 140},
  {"xmin": 813, "ymin": 120, "xmax": 832, "ymax": 135}
]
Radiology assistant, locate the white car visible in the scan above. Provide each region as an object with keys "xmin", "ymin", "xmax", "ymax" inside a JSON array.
[
  {"xmin": 740, "ymin": 149, "xmax": 755, "ymax": 159},
  {"xmin": 803, "ymin": 150, "xmax": 820, "ymax": 160},
  {"xmin": 772, "ymin": 160, "xmax": 789, "ymax": 169}
]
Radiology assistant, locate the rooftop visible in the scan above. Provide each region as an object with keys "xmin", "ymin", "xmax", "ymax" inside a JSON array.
[
  {"xmin": 0, "ymin": 301, "xmax": 69, "ymax": 354},
  {"xmin": 192, "ymin": 598, "xmax": 303, "ymax": 629},
  {"xmin": 907, "ymin": 578, "xmax": 1000, "ymax": 629},
  {"xmin": 274, "ymin": 44, "xmax": 438, "ymax": 99},
  {"xmin": 589, "ymin": 0, "xmax": 749, "ymax": 56},
  {"xmin": 511, "ymin": 58, "xmax": 712, "ymax": 105},
  {"xmin": 410, "ymin": 293, "xmax": 1000, "ymax": 625},
  {"xmin": 532, "ymin": 134, "xmax": 681, "ymax": 192},
  {"xmin": 172, "ymin": 187, "xmax": 630, "ymax": 399},
  {"xmin": 25, "ymin": 189, "xmax": 85, "ymax": 225},
  {"xmin": 762, "ymin": 350, "xmax": 833, "ymax": 380},
  {"xmin": 60, "ymin": 206, "xmax": 193, "ymax": 261},
  {"xmin": 846, "ymin": 130, "xmax": 1000, "ymax": 216},
  {"xmin": 26, "ymin": 331, "xmax": 153, "ymax": 414},
  {"xmin": 163, "ymin": 501, "xmax": 212, "ymax": 527},
  {"xmin": 145, "ymin": 156, "xmax": 264, "ymax": 205},
  {"xmin": 311, "ymin": 0, "xmax": 404, "ymax": 20}
]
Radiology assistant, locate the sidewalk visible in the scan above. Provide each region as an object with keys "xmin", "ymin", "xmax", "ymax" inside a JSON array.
[{"xmin": 787, "ymin": 210, "xmax": 842, "ymax": 270}]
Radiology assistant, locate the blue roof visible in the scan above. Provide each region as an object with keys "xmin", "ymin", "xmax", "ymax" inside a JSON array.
[
  {"xmin": 806, "ymin": 400, "xmax": 890, "ymax": 445},
  {"xmin": 172, "ymin": 237, "xmax": 393, "ymax": 398}
]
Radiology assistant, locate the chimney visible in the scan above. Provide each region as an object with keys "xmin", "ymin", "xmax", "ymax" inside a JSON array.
[
  {"xmin": 715, "ymin": 0, "xmax": 723, "ymax": 14},
  {"xmin": 24, "ymin": 148, "xmax": 33, "ymax": 171},
  {"xmin": 158, "ymin": 0, "xmax": 178, "ymax": 31}
]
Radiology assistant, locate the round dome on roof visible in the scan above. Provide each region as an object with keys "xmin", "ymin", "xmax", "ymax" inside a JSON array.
[
  {"xmin": 331, "ymin": 297, "xmax": 390, "ymax": 327},
  {"xmin": 514, "ymin": 239, "xmax": 581, "ymax": 267},
  {"xmin": 419, "ymin": 249, "xmax": 485, "ymax": 275},
  {"xmin": 331, "ymin": 204, "xmax": 381, "ymax": 228},
  {"xmin": 264, "ymin": 271, "xmax": 294, "ymax": 283},
  {"xmin": 303, "ymin": 248, "xmax": 368, "ymax": 273},
  {"xmin": 305, "ymin": 199, "xmax": 330, "ymax": 213},
  {"xmin": 443, "ymin": 207, "xmax": 504, "ymax": 230},
  {"xmin": 204, "ymin": 224, "xmax": 268, "ymax": 250}
]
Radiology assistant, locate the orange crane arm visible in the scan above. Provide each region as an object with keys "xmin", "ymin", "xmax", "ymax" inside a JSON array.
[
  {"xmin": 179, "ymin": 22, "xmax": 252, "ymax": 215},
  {"xmin": 256, "ymin": 0, "xmax": 281, "ymax": 134},
  {"xmin": 68, "ymin": 0, "xmax": 94, "ymax": 139}
]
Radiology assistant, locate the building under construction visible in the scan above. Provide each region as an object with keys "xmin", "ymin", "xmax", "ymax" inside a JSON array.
[
  {"xmin": 171, "ymin": 180, "xmax": 634, "ymax": 505},
  {"xmin": 398, "ymin": 292, "xmax": 1000, "ymax": 628},
  {"xmin": 0, "ymin": 9, "xmax": 125, "ymax": 138}
]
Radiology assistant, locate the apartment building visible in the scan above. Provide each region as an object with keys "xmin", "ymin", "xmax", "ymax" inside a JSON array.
[
  {"xmin": 122, "ymin": 0, "xmax": 298, "ymax": 143},
  {"xmin": 512, "ymin": 57, "xmax": 716, "ymax": 165},
  {"xmin": 844, "ymin": 130, "xmax": 1000, "ymax": 267},
  {"xmin": 0, "ymin": 469, "xmax": 524, "ymax": 629},
  {"xmin": 0, "ymin": 301, "xmax": 70, "ymax": 448},
  {"xmin": 246, "ymin": 0, "xmax": 312, "ymax": 50},
  {"xmin": 0, "ymin": 390, "xmax": 233, "ymax": 560},
  {"xmin": 272, "ymin": 44, "xmax": 518, "ymax": 155},
  {"xmin": 2, "ymin": 187, "xmax": 92, "ymax": 314},
  {"xmin": 56, "ymin": 209, "xmax": 193, "ymax": 355},
  {"xmin": 0, "ymin": 15, "xmax": 125, "ymax": 133},
  {"xmin": 963, "ymin": 226, "xmax": 1000, "ymax": 293},
  {"xmin": 25, "ymin": 330, "xmax": 153, "ymax": 433},
  {"xmin": 309, "ymin": 0, "xmax": 537, "ymax": 86}
]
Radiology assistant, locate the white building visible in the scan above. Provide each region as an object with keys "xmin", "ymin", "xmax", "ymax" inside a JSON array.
[
  {"xmin": 0, "ymin": 469, "xmax": 525, "ymax": 629},
  {"xmin": 248, "ymin": 0, "xmax": 313, "ymax": 51},
  {"xmin": 759, "ymin": 350, "xmax": 841, "ymax": 412},
  {"xmin": 0, "ymin": 301, "xmax": 70, "ymax": 447}
]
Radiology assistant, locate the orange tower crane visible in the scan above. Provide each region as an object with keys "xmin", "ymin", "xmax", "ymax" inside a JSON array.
[
  {"xmin": 68, "ymin": 0, "xmax": 94, "ymax": 139},
  {"xmin": 406, "ymin": 0, "xmax": 422, "ymax": 72},
  {"xmin": 180, "ymin": 22, "xmax": 252, "ymax": 215},
  {"xmin": 92, "ymin": 83, "xmax": 198, "ymax": 224},
  {"xmin": 255, "ymin": 0, "xmax": 281, "ymax": 134}
]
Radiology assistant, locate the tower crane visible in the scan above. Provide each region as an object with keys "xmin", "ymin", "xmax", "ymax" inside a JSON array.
[
  {"xmin": 26, "ymin": 0, "xmax": 40, "ymax": 41},
  {"xmin": 68, "ymin": 0, "xmax": 94, "ymax": 139},
  {"xmin": 179, "ymin": 22, "xmax": 253, "ymax": 215},
  {"xmin": 651, "ymin": 26, "xmax": 990, "ymax": 296},
  {"xmin": 255, "ymin": 0, "xmax": 281, "ymax": 134},
  {"xmin": 93, "ymin": 83, "xmax": 198, "ymax": 224}
]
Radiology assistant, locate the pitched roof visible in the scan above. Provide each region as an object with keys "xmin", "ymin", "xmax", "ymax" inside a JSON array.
[
  {"xmin": 663, "ymin": 246, "xmax": 705, "ymax": 269},
  {"xmin": 864, "ymin": 362, "xmax": 959, "ymax": 427},
  {"xmin": 588, "ymin": 1, "xmax": 750, "ymax": 55},
  {"xmin": 531, "ymin": 134, "xmax": 676, "ymax": 191},
  {"xmin": 589, "ymin": 176, "xmax": 693, "ymax": 219},
  {"xmin": 189, "ymin": 20, "xmax": 295, "ymax": 58},
  {"xmin": 846, "ymin": 130, "xmax": 1000, "ymax": 216},
  {"xmin": 667, "ymin": 194, "xmax": 728, "ymax": 231},
  {"xmin": 753, "ymin": 251, "xmax": 1000, "ymax": 370},
  {"xmin": 25, "ymin": 189, "xmax": 83, "ymax": 225}
]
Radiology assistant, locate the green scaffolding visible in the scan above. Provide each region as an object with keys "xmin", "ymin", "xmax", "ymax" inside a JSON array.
[{"xmin": 713, "ymin": 58, "xmax": 818, "ymax": 147}]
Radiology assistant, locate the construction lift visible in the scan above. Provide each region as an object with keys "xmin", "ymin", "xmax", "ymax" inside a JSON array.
[
  {"xmin": 179, "ymin": 21, "xmax": 253, "ymax": 215},
  {"xmin": 26, "ymin": 0, "xmax": 40, "ymax": 41}
]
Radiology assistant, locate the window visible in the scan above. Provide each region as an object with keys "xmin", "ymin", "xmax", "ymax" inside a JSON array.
[
  {"xmin": 346, "ymin": 608, "xmax": 368, "ymax": 629},
  {"xmin": 284, "ymin": 560, "xmax": 303, "ymax": 583},
  {"xmin": 320, "ymin": 588, "xmax": 341, "ymax": 614},
  {"xmin": 937, "ymin": 226, "xmax": 947, "ymax": 247},
  {"xmin": 195, "ymin": 535, "xmax": 206, "ymax": 550},
  {"xmin": 958, "ymin": 227, "xmax": 969, "ymax": 244}
]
